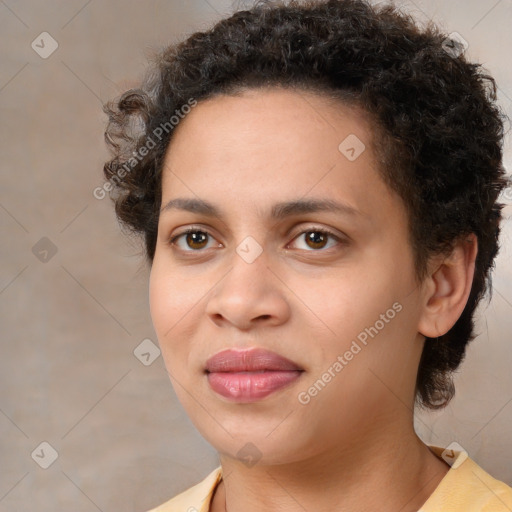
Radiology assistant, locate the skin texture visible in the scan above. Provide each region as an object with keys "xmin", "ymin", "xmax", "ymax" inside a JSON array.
[{"xmin": 149, "ymin": 88, "xmax": 477, "ymax": 512}]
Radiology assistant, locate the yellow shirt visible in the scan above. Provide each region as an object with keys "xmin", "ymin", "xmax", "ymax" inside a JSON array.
[{"xmin": 147, "ymin": 445, "xmax": 512, "ymax": 512}]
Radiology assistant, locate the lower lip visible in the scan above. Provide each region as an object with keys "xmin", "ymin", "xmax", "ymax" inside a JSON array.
[{"xmin": 207, "ymin": 371, "xmax": 302, "ymax": 402}]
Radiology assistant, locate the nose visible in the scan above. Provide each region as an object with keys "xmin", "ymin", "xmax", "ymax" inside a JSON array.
[{"xmin": 205, "ymin": 249, "xmax": 291, "ymax": 331}]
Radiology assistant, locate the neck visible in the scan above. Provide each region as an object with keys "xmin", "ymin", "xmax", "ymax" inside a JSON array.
[{"xmin": 211, "ymin": 420, "xmax": 449, "ymax": 512}]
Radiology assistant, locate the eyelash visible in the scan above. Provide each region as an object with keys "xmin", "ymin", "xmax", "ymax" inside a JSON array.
[{"xmin": 168, "ymin": 226, "xmax": 344, "ymax": 253}]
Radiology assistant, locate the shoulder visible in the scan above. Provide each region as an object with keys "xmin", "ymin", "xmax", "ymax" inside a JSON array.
[
  {"xmin": 421, "ymin": 445, "xmax": 512, "ymax": 512},
  {"xmin": 146, "ymin": 466, "xmax": 223, "ymax": 512}
]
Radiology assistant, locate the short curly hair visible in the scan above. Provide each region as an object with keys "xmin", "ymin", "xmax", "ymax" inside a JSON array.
[{"xmin": 103, "ymin": 0, "xmax": 510, "ymax": 410}]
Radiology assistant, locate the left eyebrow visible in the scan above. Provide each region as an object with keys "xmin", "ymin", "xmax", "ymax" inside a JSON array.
[{"xmin": 160, "ymin": 197, "xmax": 366, "ymax": 221}]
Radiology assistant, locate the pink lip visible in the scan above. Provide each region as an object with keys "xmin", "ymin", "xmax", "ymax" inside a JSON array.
[{"xmin": 205, "ymin": 348, "xmax": 303, "ymax": 402}]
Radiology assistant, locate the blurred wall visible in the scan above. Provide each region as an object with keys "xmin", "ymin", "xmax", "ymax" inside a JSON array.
[{"xmin": 1, "ymin": 1, "xmax": 511, "ymax": 511}]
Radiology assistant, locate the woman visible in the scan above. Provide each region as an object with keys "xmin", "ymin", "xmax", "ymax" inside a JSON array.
[{"xmin": 103, "ymin": 1, "xmax": 512, "ymax": 510}]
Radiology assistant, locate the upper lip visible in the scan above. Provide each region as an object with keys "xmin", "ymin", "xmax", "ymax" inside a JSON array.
[{"xmin": 205, "ymin": 348, "xmax": 303, "ymax": 373}]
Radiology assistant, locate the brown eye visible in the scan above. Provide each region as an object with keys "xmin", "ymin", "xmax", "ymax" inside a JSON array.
[
  {"xmin": 304, "ymin": 231, "xmax": 329, "ymax": 249},
  {"xmin": 289, "ymin": 228, "xmax": 341, "ymax": 251},
  {"xmin": 185, "ymin": 231, "xmax": 209, "ymax": 250},
  {"xmin": 170, "ymin": 229, "xmax": 217, "ymax": 251}
]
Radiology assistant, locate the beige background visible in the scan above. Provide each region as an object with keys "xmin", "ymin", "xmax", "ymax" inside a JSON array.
[{"xmin": 1, "ymin": 0, "xmax": 511, "ymax": 511}]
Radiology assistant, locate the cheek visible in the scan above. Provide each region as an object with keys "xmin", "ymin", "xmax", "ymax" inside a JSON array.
[
  {"xmin": 150, "ymin": 256, "xmax": 197, "ymax": 318},
  {"xmin": 148, "ymin": 262, "xmax": 171, "ymax": 334},
  {"xmin": 297, "ymin": 269, "xmax": 410, "ymax": 371},
  {"xmin": 149, "ymin": 258, "xmax": 219, "ymax": 379},
  {"xmin": 149, "ymin": 261, "xmax": 196, "ymax": 348},
  {"xmin": 292, "ymin": 271, "xmax": 389, "ymax": 334}
]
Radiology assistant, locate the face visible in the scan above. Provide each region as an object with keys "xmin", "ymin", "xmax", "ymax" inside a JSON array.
[{"xmin": 150, "ymin": 87, "xmax": 427, "ymax": 466}]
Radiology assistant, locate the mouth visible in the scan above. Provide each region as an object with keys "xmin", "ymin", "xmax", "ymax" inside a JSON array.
[{"xmin": 205, "ymin": 347, "xmax": 304, "ymax": 402}]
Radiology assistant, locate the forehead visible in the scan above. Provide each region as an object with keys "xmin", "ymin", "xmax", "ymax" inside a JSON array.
[
  {"xmin": 167, "ymin": 87, "xmax": 373, "ymax": 154},
  {"xmin": 163, "ymin": 88, "xmax": 375, "ymax": 179},
  {"xmin": 159, "ymin": 87, "xmax": 404, "ymax": 224}
]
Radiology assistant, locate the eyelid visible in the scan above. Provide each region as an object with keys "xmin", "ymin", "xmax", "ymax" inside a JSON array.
[
  {"xmin": 288, "ymin": 223, "xmax": 345, "ymax": 239},
  {"xmin": 168, "ymin": 224, "xmax": 347, "ymax": 252}
]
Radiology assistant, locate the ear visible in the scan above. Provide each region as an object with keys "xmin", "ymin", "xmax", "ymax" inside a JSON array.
[{"xmin": 417, "ymin": 234, "xmax": 478, "ymax": 338}]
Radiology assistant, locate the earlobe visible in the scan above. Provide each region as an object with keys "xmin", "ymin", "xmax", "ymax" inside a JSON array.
[{"xmin": 417, "ymin": 234, "xmax": 478, "ymax": 338}]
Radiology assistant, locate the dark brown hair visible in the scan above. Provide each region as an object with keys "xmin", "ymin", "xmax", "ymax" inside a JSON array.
[{"xmin": 103, "ymin": 0, "xmax": 510, "ymax": 409}]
